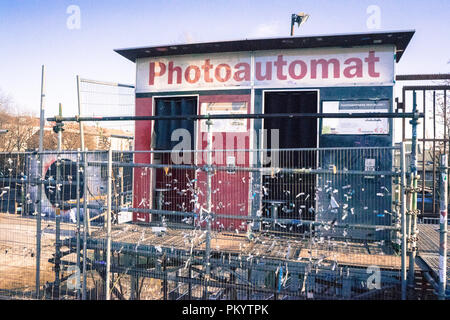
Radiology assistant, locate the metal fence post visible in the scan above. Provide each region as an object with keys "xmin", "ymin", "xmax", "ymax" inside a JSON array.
[
  {"xmin": 53, "ymin": 103, "xmax": 63, "ymax": 300},
  {"xmin": 36, "ymin": 65, "xmax": 45, "ymax": 299},
  {"xmin": 439, "ymin": 154, "xmax": 448, "ymax": 300},
  {"xmin": 83, "ymin": 151, "xmax": 91, "ymax": 235},
  {"xmin": 36, "ymin": 151, "xmax": 44, "ymax": 300},
  {"xmin": 105, "ymin": 149, "xmax": 112, "ymax": 300},
  {"xmin": 401, "ymin": 142, "xmax": 407, "ymax": 300},
  {"xmin": 76, "ymin": 150, "xmax": 81, "ymax": 299},
  {"xmin": 78, "ymin": 77, "xmax": 89, "ymax": 300},
  {"xmin": 408, "ymin": 91, "xmax": 419, "ymax": 295},
  {"xmin": 82, "ymin": 150, "xmax": 88, "ymax": 300},
  {"xmin": 77, "ymin": 75, "xmax": 85, "ymax": 152},
  {"xmin": 204, "ymin": 116, "xmax": 213, "ymax": 300}
]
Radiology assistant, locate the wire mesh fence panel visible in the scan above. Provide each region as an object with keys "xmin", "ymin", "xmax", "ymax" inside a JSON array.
[
  {"xmin": 52, "ymin": 146, "xmax": 409, "ymax": 300},
  {"xmin": 78, "ymin": 78, "xmax": 135, "ymax": 150},
  {"xmin": 0, "ymin": 152, "xmax": 50, "ymax": 299},
  {"xmin": 0, "ymin": 150, "xmax": 112, "ymax": 300},
  {"xmin": 0, "ymin": 152, "xmax": 35, "ymax": 299},
  {"xmin": 2, "ymin": 146, "xmax": 441, "ymax": 300},
  {"xmin": 49, "ymin": 150, "xmax": 109, "ymax": 300}
]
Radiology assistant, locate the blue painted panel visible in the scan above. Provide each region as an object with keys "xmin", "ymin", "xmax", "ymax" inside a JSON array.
[
  {"xmin": 253, "ymin": 86, "xmax": 395, "ymax": 240},
  {"xmin": 319, "ymin": 86, "xmax": 393, "ymax": 147}
]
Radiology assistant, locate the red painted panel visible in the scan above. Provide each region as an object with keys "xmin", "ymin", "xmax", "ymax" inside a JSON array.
[
  {"xmin": 133, "ymin": 97, "xmax": 152, "ymax": 223},
  {"xmin": 133, "ymin": 94, "xmax": 252, "ymax": 229},
  {"xmin": 195, "ymin": 94, "xmax": 252, "ymax": 232}
]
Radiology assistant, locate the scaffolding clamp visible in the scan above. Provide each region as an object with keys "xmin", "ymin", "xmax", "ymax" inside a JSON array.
[
  {"xmin": 52, "ymin": 122, "xmax": 65, "ymax": 134},
  {"xmin": 406, "ymin": 209, "xmax": 420, "ymax": 216},
  {"xmin": 404, "ymin": 186, "xmax": 422, "ymax": 193},
  {"xmin": 53, "ymin": 114, "xmax": 65, "ymax": 134}
]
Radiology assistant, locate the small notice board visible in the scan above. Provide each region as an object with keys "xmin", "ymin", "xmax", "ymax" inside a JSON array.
[
  {"xmin": 322, "ymin": 100, "xmax": 389, "ymax": 135},
  {"xmin": 200, "ymin": 102, "xmax": 248, "ymax": 132}
]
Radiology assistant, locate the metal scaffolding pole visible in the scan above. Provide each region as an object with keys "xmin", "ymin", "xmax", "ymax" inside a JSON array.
[
  {"xmin": 77, "ymin": 75, "xmax": 91, "ymax": 239},
  {"xmin": 444, "ymin": 91, "xmax": 447, "ymax": 158},
  {"xmin": 38, "ymin": 64, "xmax": 46, "ymax": 164},
  {"xmin": 76, "ymin": 75, "xmax": 85, "ymax": 152},
  {"xmin": 439, "ymin": 154, "xmax": 448, "ymax": 300},
  {"xmin": 84, "ymin": 153, "xmax": 91, "ymax": 235},
  {"xmin": 433, "ymin": 91, "xmax": 437, "ymax": 215},
  {"xmin": 36, "ymin": 64, "xmax": 45, "ymax": 299},
  {"xmin": 204, "ymin": 117, "xmax": 213, "ymax": 300},
  {"xmin": 105, "ymin": 149, "xmax": 112, "ymax": 300},
  {"xmin": 422, "ymin": 92, "xmax": 426, "ymax": 215},
  {"xmin": 76, "ymin": 150, "xmax": 81, "ymax": 299},
  {"xmin": 54, "ymin": 103, "xmax": 63, "ymax": 299},
  {"xmin": 401, "ymin": 142, "xmax": 408, "ymax": 300},
  {"xmin": 396, "ymin": 74, "xmax": 450, "ymax": 81},
  {"xmin": 47, "ymin": 112, "xmax": 424, "ymax": 123},
  {"xmin": 81, "ymin": 153, "xmax": 88, "ymax": 299},
  {"xmin": 408, "ymin": 91, "xmax": 419, "ymax": 296}
]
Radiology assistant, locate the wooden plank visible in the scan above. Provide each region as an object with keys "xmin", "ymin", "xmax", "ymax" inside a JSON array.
[
  {"xmin": 298, "ymin": 248, "xmax": 414, "ymax": 270},
  {"xmin": 90, "ymin": 224, "xmax": 414, "ymax": 270}
]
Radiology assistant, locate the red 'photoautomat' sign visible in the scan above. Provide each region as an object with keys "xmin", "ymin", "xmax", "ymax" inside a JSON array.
[{"xmin": 136, "ymin": 45, "xmax": 394, "ymax": 92}]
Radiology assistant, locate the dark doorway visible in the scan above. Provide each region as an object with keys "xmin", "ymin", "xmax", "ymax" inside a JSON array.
[
  {"xmin": 264, "ymin": 91, "xmax": 317, "ymax": 150},
  {"xmin": 262, "ymin": 91, "xmax": 318, "ymax": 233},
  {"xmin": 153, "ymin": 96, "xmax": 197, "ymax": 224}
]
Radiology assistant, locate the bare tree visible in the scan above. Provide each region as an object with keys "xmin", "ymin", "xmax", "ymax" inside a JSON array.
[
  {"xmin": 62, "ymin": 123, "xmax": 97, "ymax": 150},
  {"xmin": 95, "ymin": 124, "xmax": 111, "ymax": 150},
  {"xmin": 26, "ymin": 129, "xmax": 57, "ymax": 150},
  {"xmin": 431, "ymin": 80, "xmax": 450, "ymax": 159},
  {"xmin": 26, "ymin": 122, "xmax": 97, "ymax": 151},
  {"xmin": 0, "ymin": 90, "xmax": 37, "ymax": 151},
  {"xmin": 0, "ymin": 89, "xmax": 13, "ymax": 131},
  {"xmin": 2, "ymin": 115, "xmax": 37, "ymax": 152},
  {"xmin": 1, "ymin": 89, "xmax": 106, "ymax": 152}
]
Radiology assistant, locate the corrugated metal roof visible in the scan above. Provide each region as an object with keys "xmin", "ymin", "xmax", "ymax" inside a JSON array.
[{"xmin": 115, "ymin": 30, "xmax": 414, "ymax": 63}]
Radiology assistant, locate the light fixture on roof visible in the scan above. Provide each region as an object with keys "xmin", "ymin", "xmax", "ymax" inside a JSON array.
[{"xmin": 290, "ymin": 12, "xmax": 310, "ymax": 36}]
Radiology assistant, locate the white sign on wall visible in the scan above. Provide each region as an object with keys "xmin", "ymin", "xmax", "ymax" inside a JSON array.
[
  {"xmin": 365, "ymin": 159, "xmax": 376, "ymax": 171},
  {"xmin": 200, "ymin": 102, "xmax": 248, "ymax": 132},
  {"xmin": 136, "ymin": 46, "xmax": 395, "ymax": 93},
  {"xmin": 322, "ymin": 100, "xmax": 390, "ymax": 135}
]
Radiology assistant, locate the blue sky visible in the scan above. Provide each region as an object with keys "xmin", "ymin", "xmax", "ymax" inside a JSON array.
[{"xmin": 0, "ymin": 0, "xmax": 449, "ymax": 118}]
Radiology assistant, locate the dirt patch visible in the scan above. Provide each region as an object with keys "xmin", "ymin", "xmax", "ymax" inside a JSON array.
[{"xmin": 0, "ymin": 213, "xmax": 76, "ymax": 298}]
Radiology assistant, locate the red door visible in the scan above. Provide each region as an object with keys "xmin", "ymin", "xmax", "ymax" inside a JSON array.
[{"xmin": 195, "ymin": 94, "xmax": 252, "ymax": 232}]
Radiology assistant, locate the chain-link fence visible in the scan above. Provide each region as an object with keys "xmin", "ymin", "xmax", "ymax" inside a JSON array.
[
  {"xmin": 77, "ymin": 78, "xmax": 135, "ymax": 151},
  {"xmin": 0, "ymin": 144, "xmax": 447, "ymax": 300},
  {"xmin": 102, "ymin": 146, "xmax": 406, "ymax": 300}
]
